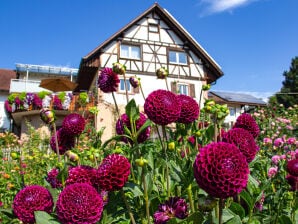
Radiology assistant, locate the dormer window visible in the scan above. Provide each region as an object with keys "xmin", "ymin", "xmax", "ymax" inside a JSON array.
[
  {"xmin": 120, "ymin": 44, "xmax": 141, "ymax": 60},
  {"xmin": 169, "ymin": 50, "xmax": 187, "ymax": 65},
  {"xmin": 148, "ymin": 23, "xmax": 159, "ymax": 33}
]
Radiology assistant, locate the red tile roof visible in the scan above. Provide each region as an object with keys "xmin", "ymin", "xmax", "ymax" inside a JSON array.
[{"xmin": 0, "ymin": 69, "xmax": 16, "ymax": 91}]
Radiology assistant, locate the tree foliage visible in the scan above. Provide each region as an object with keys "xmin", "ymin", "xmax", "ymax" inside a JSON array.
[{"xmin": 275, "ymin": 56, "xmax": 298, "ymax": 108}]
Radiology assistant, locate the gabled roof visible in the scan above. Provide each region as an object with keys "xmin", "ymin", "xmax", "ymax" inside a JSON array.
[
  {"xmin": 209, "ymin": 91, "xmax": 267, "ymax": 106},
  {"xmin": 76, "ymin": 3, "xmax": 223, "ymax": 91},
  {"xmin": 0, "ymin": 69, "xmax": 16, "ymax": 92}
]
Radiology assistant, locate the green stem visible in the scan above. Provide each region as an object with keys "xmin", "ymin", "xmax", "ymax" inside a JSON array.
[
  {"xmin": 123, "ymin": 73, "xmax": 130, "ymax": 104},
  {"xmin": 165, "ymin": 78, "xmax": 169, "ymax": 91},
  {"xmin": 187, "ymin": 184, "xmax": 195, "ymax": 213},
  {"xmin": 112, "ymin": 91, "xmax": 121, "ymax": 118},
  {"xmin": 218, "ymin": 198, "xmax": 224, "ymax": 224},
  {"xmin": 139, "ymin": 82, "xmax": 146, "ymax": 101},
  {"xmin": 52, "ymin": 123, "xmax": 61, "ymax": 162},
  {"xmin": 121, "ymin": 189, "xmax": 136, "ymax": 224},
  {"xmin": 162, "ymin": 126, "xmax": 170, "ymax": 198},
  {"xmin": 142, "ymin": 167, "xmax": 150, "ymax": 223}
]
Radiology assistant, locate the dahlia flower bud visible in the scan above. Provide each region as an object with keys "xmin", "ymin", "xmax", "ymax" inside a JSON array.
[
  {"xmin": 287, "ymin": 159, "xmax": 298, "ymax": 177},
  {"xmin": 144, "ymin": 89, "xmax": 181, "ymax": 125},
  {"xmin": 153, "ymin": 197, "xmax": 188, "ymax": 223},
  {"xmin": 177, "ymin": 94, "xmax": 199, "ymax": 124},
  {"xmin": 97, "ymin": 154, "xmax": 131, "ymax": 191},
  {"xmin": 65, "ymin": 150, "xmax": 79, "ymax": 162},
  {"xmin": 112, "ymin": 62, "xmax": 126, "ymax": 75},
  {"xmin": 222, "ymin": 128, "xmax": 258, "ymax": 163},
  {"xmin": 13, "ymin": 185, "xmax": 54, "ymax": 224},
  {"xmin": 98, "ymin": 67, "xmax": 120, "ymax": 93},
  {"xmin": 62, "ymin": 113, "xmax": 85, "ymax": 136},
  {"xmin": 56, "ymin": 183, "xmax": 104, "ymax": 224},
  {"xmin": 129, "ymin": 76, "xmax": 140, "ymax": 88},
  {"xmin": 40, "ymin": 108, "xmax": 55, "ymax": 124},
  {"xmin": 156, "ymin": 67, "xmax": 169, "ymax": 79},
  {"xmin": 193, "ymin": 142, "xmax": 249, "ymax": 198},
  {"xmin": 233, "ymin": 113, "xmax": 260, "ymax": 138},
  {"xmin": 202, "ymin": 84, "xmax": 211, "ymax": 91}
]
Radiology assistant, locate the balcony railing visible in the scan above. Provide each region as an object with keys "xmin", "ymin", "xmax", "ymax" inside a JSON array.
[{"xmin": 10, "ymin": 79, "xmax": 49, "ymax": 93}]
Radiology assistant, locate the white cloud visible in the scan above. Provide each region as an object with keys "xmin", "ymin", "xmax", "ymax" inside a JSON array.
[{"xmin": 199, "ymin": 0, "xmax": 258, "ymax": 15}]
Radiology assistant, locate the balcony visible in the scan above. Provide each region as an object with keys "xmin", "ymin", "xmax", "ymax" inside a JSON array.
[{"xmin": 6, "ymin": 94, "xmax": 96, "ymax": 126}]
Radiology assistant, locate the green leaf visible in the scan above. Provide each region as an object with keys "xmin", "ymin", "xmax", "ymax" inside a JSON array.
[
  {"xmin": 278, "ymin": 215, "xmax": 293, "ymax": 224},
  {"xmin": 0, "ymin": 208, "xmax": 15, "ymax": 218},
  {"xmin": 125, "ymin": 99, "xmax": 139, "ymax": 122},
  {"xmin": 136, "ymin": 120, "xmax": 152, "ymax": 137},
  {"xmin": 222, "ymin": 208, "xmax": 237, "ymax": 223},
  {"xmin": 247, "ymin": 174, "xmax": 260, "ymax": 196},
  {"xmin": 225, "ymin": 215, "xmax": 242, "ymax": 224},
  {"xmin": 35, "ymin": 211, "xmax": 60, "ymax": 224},
  {"xmin": 229, "ymin": 202, "xmax": 246, "ymax": 219},
  {"xmin": 240, "ymin": 190, "xmax": 253, "ymax": 211},
  {"xmin": 167, "ymin": 211, "xmax": 204, "ymax": 223},
  {"xmin": 123, "ymin": 182, "xmax": 143, "ymax": 197}
]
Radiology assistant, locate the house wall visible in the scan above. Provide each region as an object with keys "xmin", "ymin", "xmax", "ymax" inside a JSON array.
[{"xmin": 0, "ymin": 94, "xmax": 11, "ymax": 131}]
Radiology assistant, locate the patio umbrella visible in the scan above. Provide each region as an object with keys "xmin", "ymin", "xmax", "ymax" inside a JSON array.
[{"xmin": 39, "ymin": 77, "xmax": 78, "ymax": 92}]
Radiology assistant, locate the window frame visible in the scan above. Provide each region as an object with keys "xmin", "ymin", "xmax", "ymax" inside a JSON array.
[
  {"xmin": 177, "ymin": 83, "xmax": 189, "ymax": 95},
  {"xmin": 148, "ymin": 23, "xmax": 159, "ymax": 33},
  {"xmin": 168, "ymin": 50, "xmax": 187, "ymax": 65},
  {"xmin": 118, "ymin": 78, "xmax": 132, "ymax": 93},
  {"xmin": 120, "ymin": 44, "xmax": 141, "ymax": 60}
]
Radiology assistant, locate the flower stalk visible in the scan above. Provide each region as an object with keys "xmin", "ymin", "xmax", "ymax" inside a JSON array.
[{"xmin": 121, "ymin": 189, "xmax": 136, "ymax": 224}]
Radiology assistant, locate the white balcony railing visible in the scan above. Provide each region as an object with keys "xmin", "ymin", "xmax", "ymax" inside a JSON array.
[{"xmin": 10, "ymin": 79, "xmax": 51, "ymax": 93}]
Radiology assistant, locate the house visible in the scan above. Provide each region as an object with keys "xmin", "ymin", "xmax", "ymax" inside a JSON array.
[
  {"xmin": 0, "ymin": 69, "xmax": 17, "ymax": 132},
  {"xmin": 3, "ymin": 63, "xmax": 85, "ymax": 138},
  {"xmin": 208, "ymin": 91, "xmax": 267, "ymax": 128},
  {"xmin": 75, "ymin": 3, "xmax": 224, "ymax": 140}
]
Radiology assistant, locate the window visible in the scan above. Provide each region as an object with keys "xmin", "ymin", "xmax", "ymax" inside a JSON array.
[
  {"xmin": 120, "ymin": 44, "xmax": 141, "ymax": 59},
  {"xmin": 119, "ymin": 79, "xmax": 131, "ymax": 93},
  {"xmin": 229, "ymin": 107, "xmax": 236, "ymax": 117},
  {"xmin": 148, "ymin": 23, "xmax": 159, "ymax": 33},
  {"xmin": 169, "ymin": 51, "xmax": 187, "ymax": 64},
  {"xmin": 178, "ymin": 83, "xmax": 189, "ymax": 95}
]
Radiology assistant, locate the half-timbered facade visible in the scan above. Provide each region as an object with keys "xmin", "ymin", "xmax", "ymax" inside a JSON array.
[{"xmin": 75, "ymin": 3, "xmax": 223, "ymax": 139}]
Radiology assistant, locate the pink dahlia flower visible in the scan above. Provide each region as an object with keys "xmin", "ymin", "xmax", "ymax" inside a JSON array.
[
  {"xmin": 144, "ymin": 89, "xmax": 181, "ymax": 125},
  {"xmin": 97, "ymin": 154, "xmax": 131, "ymax": 191},
  {"xmin": 62, "ymin": 113, "xmax": 86, "ymax": 136},
  {"xmin": 273, "ymin": 138, "xmax": 284, "ymax": 147},
  {"xmin": 287, "ymin": 159, "xmax": 298, "ymax": 177},
  {"xmin": 233, "ymin": 113, "xmax": 260, "ymax": 138},
  {"xmin": 46, "ymin": 168, "xmax": 62, "ymax": 188},
  {"xmin": 268, "ymin": 167, "xmax": 278, "ymax": 178},
  {"xmin": 13, "ymin": 185, "xmax": 54, "ymax": 224},
  {"xmin": 50, "ymin": 128, "xmax": 75, "ymax": 155},
  {"xmin": 56, "ymin": 183, "xmax": 103, "ymax": 224},
  {"xmin": 287, "ymin": 137, "xmax": 296, "ymax": 145},
  {"xmin": 153, "ymin": 197, "xmax": 188, "ymax": 224},
  {"xmin": 263, "ymin": 137, "xmax": 272, "ymax": 145},
  {"xmin": 193, "ymin": 142, "xmax": 249, "ymax": 198},
  {"xmin": 98, "ymin": 67, "xmax": 120, "ymax": 93},
  {"xmin": 222, "ymin": 128, "xmax": 258, "ymax": 163},
  {"xmin": 116, "ymin": 112, "xmax": 151, "ymax": 143},
  {"xmin": 271, "ymin": 155, "xmax": 280, "ymax": 165},
  {"xmin": 66, "ymin": 165, "xmax": 97, "ymax": 187},
  {"xmin": 176, "ymin": 94, "xmax": 199, "ymax": 124}
]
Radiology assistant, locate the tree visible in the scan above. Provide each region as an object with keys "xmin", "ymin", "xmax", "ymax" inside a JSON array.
[{"xmin": 275, "ymin": 56, "xmax": 298, "ymax": 108}]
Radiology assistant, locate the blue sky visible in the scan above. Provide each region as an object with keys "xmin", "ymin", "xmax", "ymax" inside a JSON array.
[{"xmin": 0, "ymin": 0, "xmax": 297, "ymax": 100}]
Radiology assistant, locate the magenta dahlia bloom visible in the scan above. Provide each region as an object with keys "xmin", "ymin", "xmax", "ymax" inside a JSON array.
[
  {"xmin": 56, "ymin": 183, "xmax": 103, "ymax": 224},
  {"xmin": 46, "ymin": 168, "xmax": 62, "ymax": 188},
  {"xmin": 144, "ymin": 89, "xmax": 181, "ymax": 125},
  {"xmin": 13, "ymin": 185, "xmax": 54, "ymax": 224},
  {"xmin": 193, "ymin": 142, "xmax": 249, "ymax": 198},
  {"xmin": 50, "ymin": 128, "xmax": 75, "ymax": 155},
  {"xmin": 66, "ymin": 165, "xmax": 97, "ymax": 187},
  {"xmin": 97, "ymin": 154, "xmax": 131, "ymax": 191},
  {"xmin": 153, "ymin": 197, "xmax": 188, "ymax": 224},
  {"xmin": 4, "ymin": 100, "xmax": 12, "ymax": 113},
  {"xmin": 286, "ymin": 174, "xmax": 298, "ymax": 191},
  {"xmin": 98, "ymin": 67, "xmax": 120, "ymax": 93},
  {"xmin": 287, "ymin": 159, "xmax": 298, "ymax": 177},
  {"xmin": 233, "ymin": 113, "xmax": 260, "ymax": 138},
  {"xmin": 116, "ymin": 112, "xmax": 151, "ymax": 143},
  {"xmin": 52, "ymin": 95, "xmax": 63, "ymax": 110},
  {"xmin": 176, "ymin": 94, "xmax": 199, "ymax": 124},
  {"xmin": 222, "ymin": 128, "xmax": 258, "ymax": 163},
  {"xmin": 62, "ymin": 113, "xmax": 86, "ymax": 136}
]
